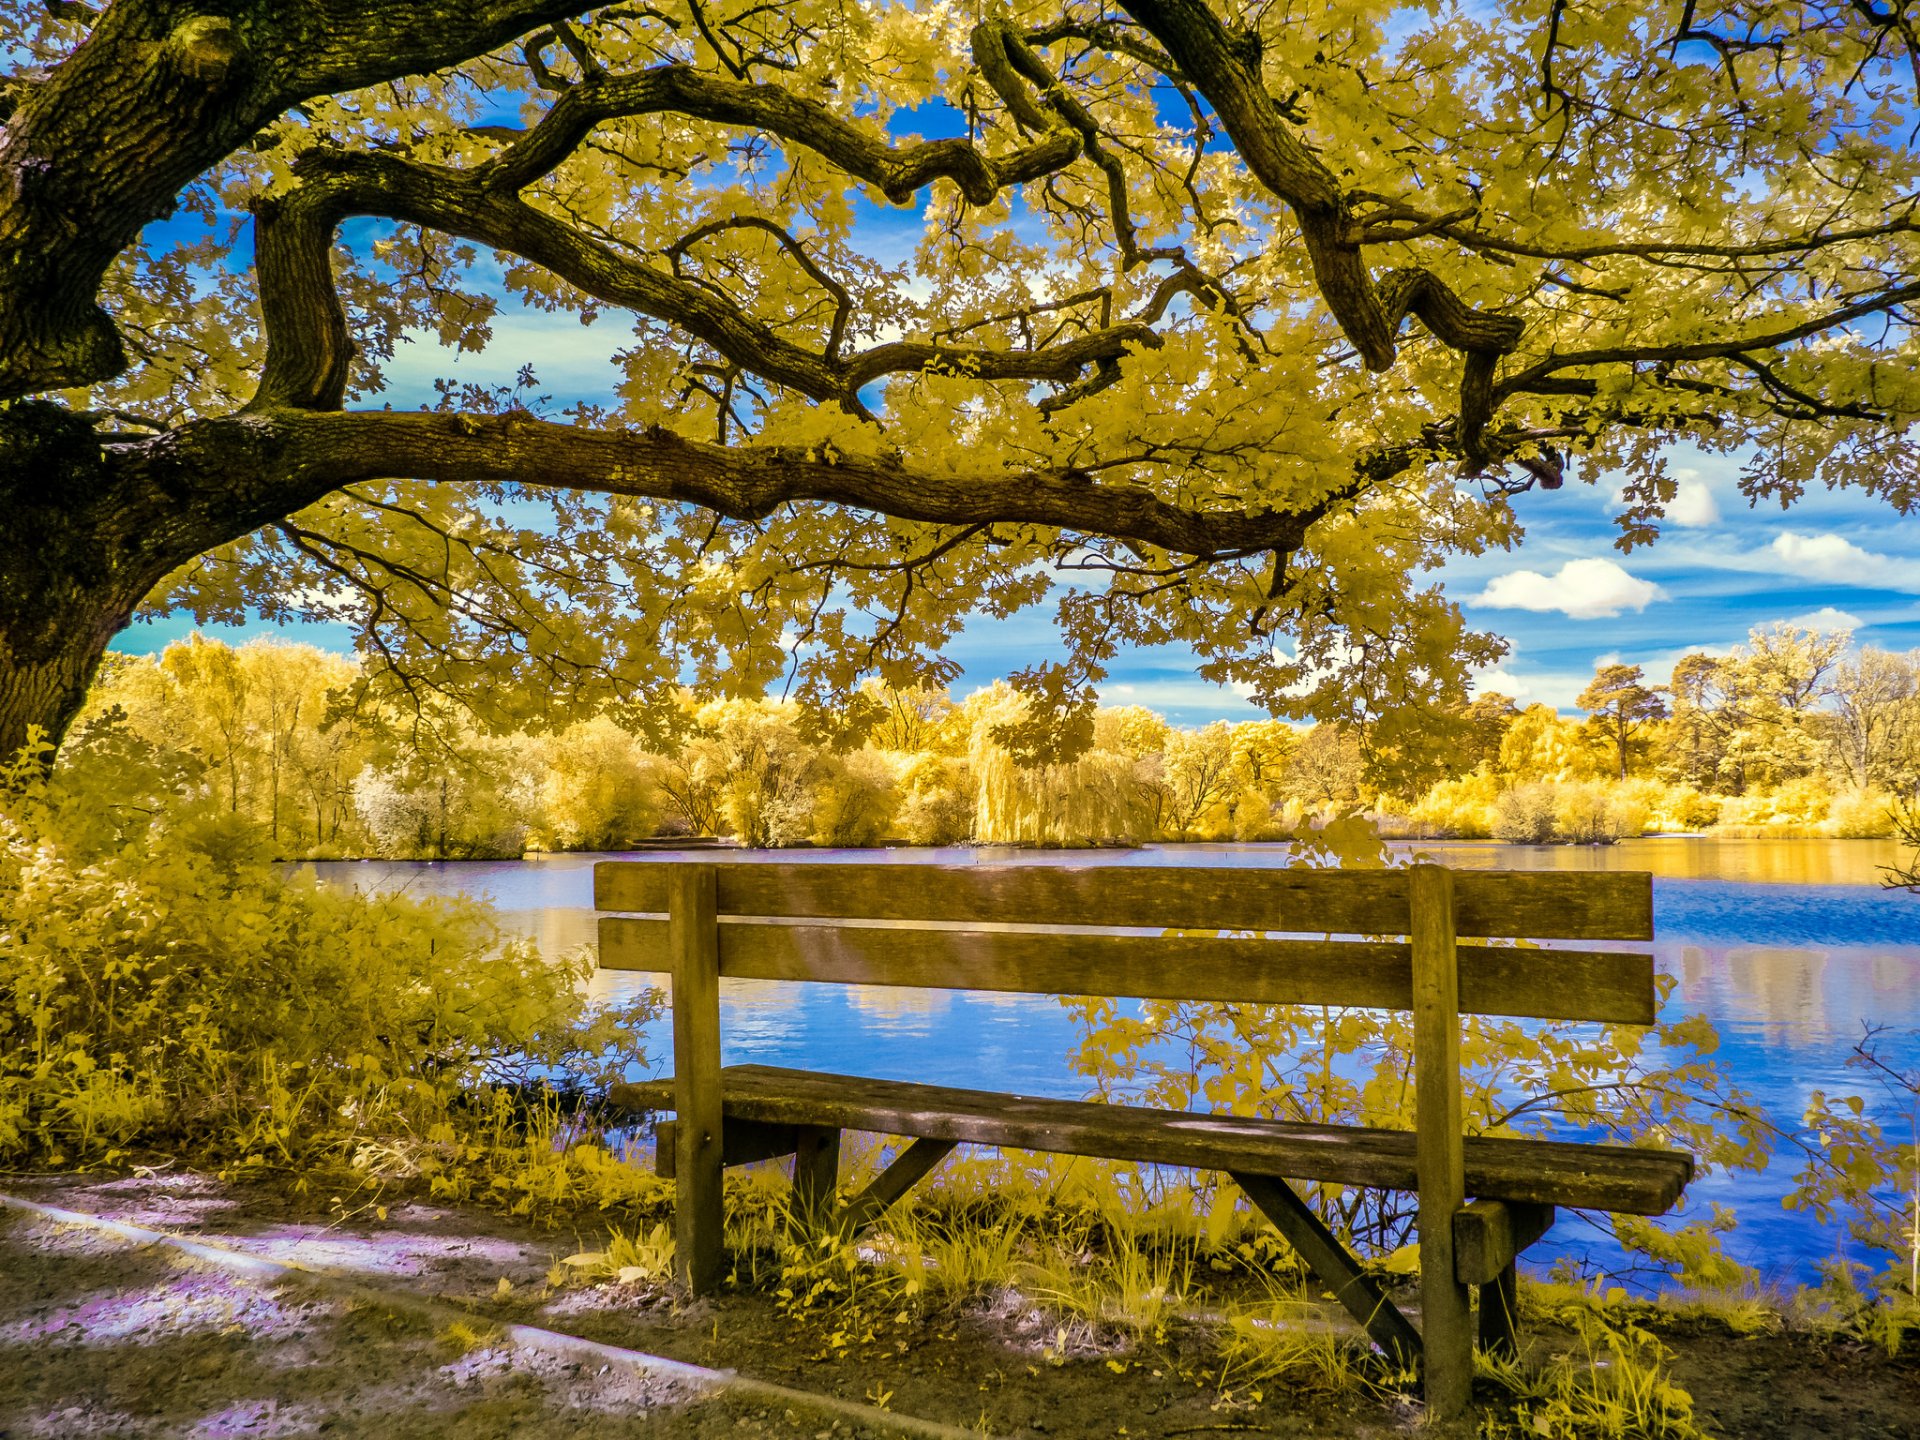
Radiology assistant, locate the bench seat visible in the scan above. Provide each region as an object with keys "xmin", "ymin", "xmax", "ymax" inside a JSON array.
[{"xmin": 614, "ymin": 1063, "xmax": 1693, "ymax": 1215}]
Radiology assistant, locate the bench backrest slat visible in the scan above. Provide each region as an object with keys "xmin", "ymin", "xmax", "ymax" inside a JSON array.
[
  {"xmin": 597, "ymin": 916, "xmax": 1655, "ymax": 1024},
  {"xmin": 594, "ymin": 862, "xmax": 1652, "ymax": 942}
]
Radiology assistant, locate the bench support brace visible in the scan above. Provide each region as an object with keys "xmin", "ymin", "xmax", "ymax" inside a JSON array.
[
  {"xmin": 840, "ymin": 1138, "xmax": 958, "ymax": 1236},
  {"xmin": 1231, "ymin": 1170, "xmax": 1423, "ymax": 1371},
  {"xmin": 1480, "ymin": 1264, "xmax": 1519, "ymax": 1359},
  {"xmin": 653, "ymin": 1118, "xmax": 800, "ymax": 1179}
]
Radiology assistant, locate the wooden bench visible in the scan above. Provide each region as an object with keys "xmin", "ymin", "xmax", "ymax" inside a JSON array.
[{"xmin": 596, "ymin": 860, "xmax": 1691, "ymax": 1422}]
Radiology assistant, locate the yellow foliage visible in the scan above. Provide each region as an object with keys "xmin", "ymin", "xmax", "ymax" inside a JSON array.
[
  {"xmin": 1403, "ymin": 769, "xmax": 1501, "ymax": 838},
  {"xmin": 1500, "ymin": 705, "xmax": 1610, "ymax": 784},
  {"xmin": 0, "ymin": 724, "xmax": 662, "ymax": 1216},
  {"xmin": 1827, "ymin": 788, "xmax": 1900, "ymax": 839},
  {"xmin": 810, "ymin": 747, "xmax": 901, "ymax": 847}
]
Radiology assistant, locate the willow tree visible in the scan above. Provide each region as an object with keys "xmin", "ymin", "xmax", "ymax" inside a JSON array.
[{"xmin": 4, "ymin": 0, "xmax": 1918, "ymax": 762}]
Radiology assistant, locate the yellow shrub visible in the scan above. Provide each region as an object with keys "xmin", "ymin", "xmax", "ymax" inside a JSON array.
[
  {"xmin": 1718, "ymin": 778, "xmax": 1835, "ymax": 832},
  {"xmin": 1826, "ymin": 788, "xmax": 1898, "ymax": 838},
  {"xmin": 0, "ymin": 724, "xmax": 660, "ymax": 1194},
  {"xmin": 1643, "ymin": 783, "xmax": 1722, "ymax": 833},
  {"xmin": 1403, "ymin": 770, "xmax": 1501, "ymax": 838},
  {"xmin": 810, "ymin": 748, "xmax": 900, "ymax": 847},
  {"xmin": 893, "ymin": 753, "xmax": 974, "ymax": 845},
  {"xmin": 1492, "ymin": 783, "xmax": 1557, "ymax": 843}
]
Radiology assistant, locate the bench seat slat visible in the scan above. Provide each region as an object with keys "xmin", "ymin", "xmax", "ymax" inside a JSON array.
[
  {"xmin": 594, "ymin": 863, "xmax": 1653, "ymax": 941},
  {"xmin": 613, "ymin": 1065, "xmax": 1693, "ymax": 1216},
  {"xmin": 598, "ymin": 916, "xmax": 1655, "ymax": 1025}
]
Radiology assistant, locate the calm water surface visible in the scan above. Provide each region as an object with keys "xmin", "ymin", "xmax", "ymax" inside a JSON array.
[{"xmin": 310, "ymin": 839, "xmax": 1920, "ymax": 1288}]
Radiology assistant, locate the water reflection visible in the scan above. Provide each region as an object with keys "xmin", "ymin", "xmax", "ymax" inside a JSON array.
[{"xmin": 1397, "ymin": 836, "xmax": 1906, "ymax": 887}]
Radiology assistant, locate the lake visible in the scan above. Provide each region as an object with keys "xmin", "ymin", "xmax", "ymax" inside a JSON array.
[{"xmin": 309, "ymin": 839, "xmax": 1920, "ymax": 1290}]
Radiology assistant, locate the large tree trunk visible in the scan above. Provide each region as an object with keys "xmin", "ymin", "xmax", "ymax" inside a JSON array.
[
  {"xmin": 0, "ymin": 401, "xmax": 172, "ymax": 762},
  {"xmin": 0, "ymin": 614, "xmax": 124, "ymax": 770}
]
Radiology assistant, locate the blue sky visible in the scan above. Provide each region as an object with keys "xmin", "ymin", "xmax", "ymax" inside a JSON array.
[{"xmin": 122, "ymin": 286, "xmax": 1920, "ymax": 728}]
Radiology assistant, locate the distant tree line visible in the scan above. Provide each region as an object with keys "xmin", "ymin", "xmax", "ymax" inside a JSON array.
[{"xmin": 74, "ymin": 625, "xmax": 1919, "ymax": 858}]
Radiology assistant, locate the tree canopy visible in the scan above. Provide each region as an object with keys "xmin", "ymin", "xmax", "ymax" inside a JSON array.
[{"xmin": 5, "ymin": 0, "xmax": 1920, "ymax": 763}]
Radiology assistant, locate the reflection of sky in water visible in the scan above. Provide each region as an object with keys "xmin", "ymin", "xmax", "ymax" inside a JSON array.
[{"xmin": 308, "ymin": 841, "xmax": 1920, "ymax": 1286}]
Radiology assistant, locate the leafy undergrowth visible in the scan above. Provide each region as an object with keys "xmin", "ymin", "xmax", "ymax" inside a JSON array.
[
  {"xmin": 551, "ymin": 1166, "xmax": 1869, "ymax": 1439},
  {"xmin": 0, "ymin": 725, "xmax": 665, "ymax": 1223}
]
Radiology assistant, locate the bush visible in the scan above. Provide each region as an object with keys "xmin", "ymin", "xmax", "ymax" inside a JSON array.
[
  {"xmin": 1553, "ymin": 782, "xmax": 1648, "ymax": 844},
  {"xmin": 1230, "ymin": 788, "xmax": 1289, "ymax": 841},
  {"xmin": 1717, "ymin": 779, "xmax": 1835, "ymax": 834},
  {"xmin": 895, "ymin": 754, "xmax": 974, "ymax": 845},
  {"xmin": 1645, "ymin": 783, "xmax": 1722, "ymax": 833},
  {"xmin": 1492, "ymin": 783, "xmax": 1557, "ymax": 843},
  {"xmin": 1403, "ymin": 770, "xmax": 1501, "ymax": 838},
  {"xmin": 1827, "ymin": 788, "xmax": 1899, "ymax": 839},
  {"xmin": 811, "ymin": 748, "xmax": 900, "ymax": 847},
  {"xmin": 0, "ymin": 725, "xmax": 658, "ymax": 1196}
]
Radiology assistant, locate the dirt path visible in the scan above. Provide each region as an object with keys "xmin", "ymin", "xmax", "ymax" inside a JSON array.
[{"xmin": 0, "ymin": 1173, "xmax": 1914, "ymax": 1439}]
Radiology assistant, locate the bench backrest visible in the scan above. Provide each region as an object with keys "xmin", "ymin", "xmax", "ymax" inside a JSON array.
[{"xmin": 594, "ymin": 861, "xmax": 1657, "ymax": 1025}]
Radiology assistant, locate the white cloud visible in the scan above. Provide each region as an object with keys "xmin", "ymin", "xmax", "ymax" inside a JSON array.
[
  {"xmin": 1469, "ymin": 667, "xmax": 1532, "ymax": 701},
  {"xmin": 1767, "ymin": 532, "xmax": 1919, "ymax": 592},
  {"xmin": 1469, "ymin": 665, "xmax": 1598, "ymax": 712},
  {"xmin": 1471, "ymin": 558, "xmax": 1665, "ymax": 620},
  {"xmin": 1667, "ymin": 469, "xmax": 1721, "ymax": 527},
  {"xmin": 285, "ymin": 584, "xmax": 365, "ymax": 621},
  {"xmin": 1094, "ymin": 679, "xmax": 1261, "ymax": 715},
  {"xmin": 1784, "ymin": 606, "xmax": 1864, "ymax": 634}
]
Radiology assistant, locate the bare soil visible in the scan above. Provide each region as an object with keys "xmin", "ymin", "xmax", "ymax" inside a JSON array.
[{"xmin": 0, "ymin": 1172, "xmax": 1913, "ymax": 1440}]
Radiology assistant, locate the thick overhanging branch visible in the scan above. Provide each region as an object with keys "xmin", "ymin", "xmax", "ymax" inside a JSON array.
[
  {"xmin": 479, "ymin": 63, "xmax": 1081, "ymax": 202},
  {"xmin": 1111, "ymin": 0, "xmax": 1527, "ymax": 466},
  {"xmin": 155, "ymin": 408, "xmax": 1333, "ymax": 562},
  {"xmin": 253, "ymin": 142, "xmax": 1159, "ymax": 413},
  {"xmin": 1112, "ymin": 0, "xmax": 1393, "ymax": 365}
]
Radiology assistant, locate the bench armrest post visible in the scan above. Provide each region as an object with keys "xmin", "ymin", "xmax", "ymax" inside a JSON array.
[
  {"xmin": 1412, "ymin": 863, "xmax": 1472, "ymax": 1421},
  {"xmin": 670, "ymin": 864, "xmax": 726, "ymax": 1295}
]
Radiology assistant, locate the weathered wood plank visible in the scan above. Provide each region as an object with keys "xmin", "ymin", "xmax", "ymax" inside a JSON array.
[
  {"xmin": 1411, "ymin": 864, "xmax": 1471, "ymax": 1421},
  {"xmin": 595, "ymin": 863, "xmax": 1653, "ymax": 941},
  {"xmin": 621, "ymin": 1066, "xmax": 1695, "ymax": 1215},
  {"xmin": 1453, "ymin": 1200, "xmax": 1555, "ymax": 1287},
  {"xmin": 670, "ymin": 866, "xmax": 725, "ymax": 1295},
  {"xmin": 839, "ymin": 1138, "xmax": 958, "ymax": 1235},
  {"xmin": 597, "ymin": 917, "xmax": 1655, "ymax": 1025},
  {"xmin": 1232, "ymin": 1170, "xmax": 1422, "ymax": 1369},
  {"xmin": 650, "ymin": 1117, "xmax": 799, "ymax": 1180}
]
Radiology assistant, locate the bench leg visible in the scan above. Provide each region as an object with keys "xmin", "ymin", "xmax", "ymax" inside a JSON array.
[
  {"xmin": 838, "ymin": 1138, "xmax": 958, "ymax": 1236},
  {"xmin": 1422, "ymin": 1240, "xmax": 1474, "ymax": 1424},
  {"xmin": 1231, "ymin": 1171, "xmax": 1423, "ymax": 1373},
  {"xmin": 1454, "ymin": 1198, "xmax": 1548, "ymax": 1365},
  {"xmin": 790, "ymin": 1125, "xmax": 842, "ymax": 1233},
  {"xmin": 1478, "ymin": 1263, "xmax": 1519, "ymax": 1360}
]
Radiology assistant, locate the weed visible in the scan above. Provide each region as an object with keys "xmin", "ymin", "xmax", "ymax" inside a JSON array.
[{"xmin": 1478, "ymin": 1293, "xmax": 1704, "ymax": 1440}]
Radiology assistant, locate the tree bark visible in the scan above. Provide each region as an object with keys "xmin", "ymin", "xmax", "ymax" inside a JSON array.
[{"xmin": 0, "ymin": 399, "xmax": 340, "ymax": 761}]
